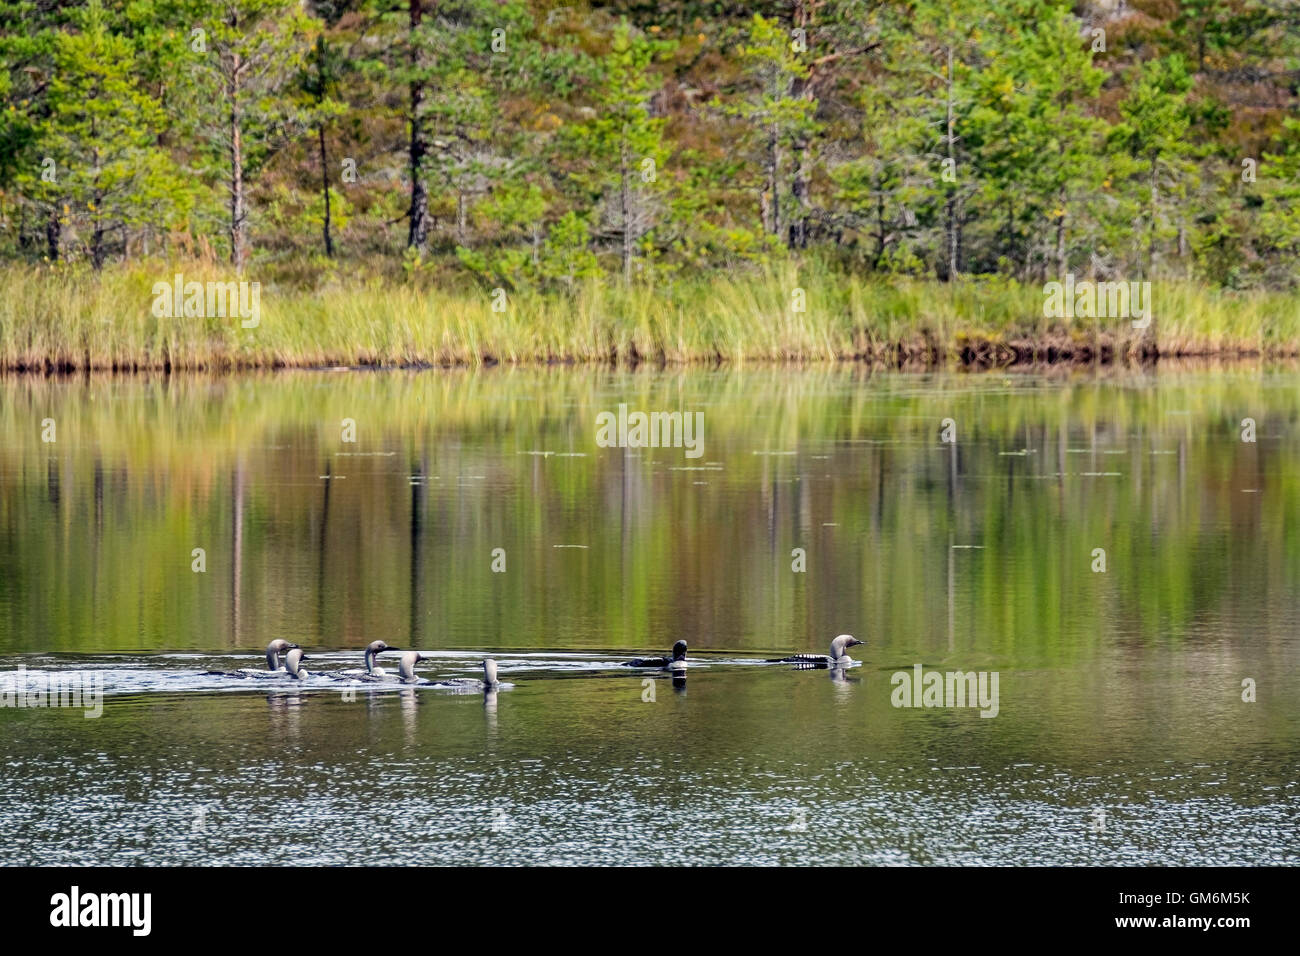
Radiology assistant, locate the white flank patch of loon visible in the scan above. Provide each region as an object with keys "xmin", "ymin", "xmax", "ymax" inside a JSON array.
[
  {"xmin": 204, "ymin": 639, "xmax": 299, "ymax": 678},
  {"xmin": 773, "ymin": 634, "xmax": 865, "ymax": 668},
  {"xmin": 623, "ymin": 640, "xmax": 688, "ymax": 672},
  {"xmin": 389, "ymin": 653, "xmax": 512, "ymax": 691}
]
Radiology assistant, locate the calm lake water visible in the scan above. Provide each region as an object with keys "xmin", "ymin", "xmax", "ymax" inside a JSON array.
[{"xmin": 1, "ymin": 366, "xmax": 1297, "ymax": 865}]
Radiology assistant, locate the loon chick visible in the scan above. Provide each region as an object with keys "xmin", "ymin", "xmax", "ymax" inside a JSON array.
[
  {"xmin": 284, "ymin": 648, "xmax": 309, "ymax": 680},
  {"xmin": 624, "ymin": 640, "xmax": 687, "ymax": 671},
  {"xmin": 772, "ymin": 634, "xmax": 864, "ymax": 667},
  {"xmin": 204, "ymin": 639, "xmax": 299, "ymax": 678},
  {"xmin": 337, "ymin": 640, "xmax": 399, "ymax": 679}
]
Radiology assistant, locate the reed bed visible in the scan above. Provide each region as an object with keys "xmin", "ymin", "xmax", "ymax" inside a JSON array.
[{"xmin": 1, "ymin": 260, "xmax": 1295, "ymax": 371}]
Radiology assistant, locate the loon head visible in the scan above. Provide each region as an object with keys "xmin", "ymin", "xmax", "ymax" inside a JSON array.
[
  {"xmin": 398, "ymin": 651, "xmax": 424, "ymax": 682},
  {"xmin": 830, "ymin": 634, "xmax": 864, "ymax": 661},
  {"xmin": 363, "ymin": 640, "xmax": 397, "ymax": 674},
  {"xmin": 482, "ymin": 659, "xmax": 499, "ymax": 687},
  {"xmin": 669, "ymin": 640, "xmax": 688, "ymax": 678},
  {"xmin": 266, "ymin": 639, "xmax": 299, "ymax": 670},
  {"xmin": 285, "ymin": 648, "xmax": 309, "ymax": 679}
]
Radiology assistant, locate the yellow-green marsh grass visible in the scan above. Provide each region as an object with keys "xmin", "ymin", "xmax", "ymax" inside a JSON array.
[{"xmin": 1, "ymin": 260, "xmax": 1295, "ymax": 370}]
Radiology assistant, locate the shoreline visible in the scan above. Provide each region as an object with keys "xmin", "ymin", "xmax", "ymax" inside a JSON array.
[
  {"xmin": 0, "ymin": 340, "xmax": 1287, "ymax": 374},
  {"xmin": 3, "ymin": 348, "xmax": 1294, "ymax": 377},
  {"xmin": 4, "ymin": 262, "xmax": 1297, "ymax": 372},
  {"xmin": 0, "ymin": 330, "xmax": 1290, "ymax": 374}
]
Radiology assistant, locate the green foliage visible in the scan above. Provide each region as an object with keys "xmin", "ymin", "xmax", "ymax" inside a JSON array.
[
  {"xmin": 727, "ymin": 13, "xmax": 816, "ymax": 239},
  {"xmin": 10, "ymin": 1, "xmax": 192, "ymax": 266},
  {"xmin": 560, "ymin": 20, "xmax": 674, "ymax": 281},
  {"xmin": 0, "ymin": 0, "xmax": 1297, "ymax": 290},
  {"xmin": 178, "ymin": 0, "xmax": 319, "ymax": 267}
]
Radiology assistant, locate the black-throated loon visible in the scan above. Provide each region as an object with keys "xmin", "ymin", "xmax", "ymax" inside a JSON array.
[
  {"xmin": 772, "ymin": 634, "xmax": 864, "ymax": 667},
  {"xmin": 336, "ymin": 640, "xmax": 399, "ymax": 679},
  {"xmin": 395, "ymin": 653, "xmax": 507, "ymax": 690},
  {"xmin": 203, "ymin": 639, "xmax": 299, "ymax": 678},
  {"xmin": 284, "ymin": 648, "xmax": 309, "ymax": 680},
  {"xmin": 624, "ymin": 640, "xmax": 687, "ymax": 672},
  {"xmin": 439, "ymin": 658, "xmax": 504, "ymax": 690},
  {"xmin": 397, "ymin": 651, "xmax": 426, "ymax": 684}
]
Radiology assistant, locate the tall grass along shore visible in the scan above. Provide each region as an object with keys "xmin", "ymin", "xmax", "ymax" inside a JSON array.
[{"xmin": 3, "ymin": 261, "xmax": 1298, "ymax": 372}]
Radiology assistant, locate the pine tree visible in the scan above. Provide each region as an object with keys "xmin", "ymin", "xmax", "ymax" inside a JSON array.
[
  {"xmin": 567, "ymin": 21, "xmax": 672, "ymax": 283},
  {"xmin": 297, "ymin": 33, "xmax": 347, "ymax": 257},
  {"xmin": 730, "ymin": 14, "xmax": 815, "ymax": 243},
  {"xmin": 16, "ymin": 1, "xmax": 190, "ymax": 267},
  {"xmin": 783, "ymin": 0, "xmax": 882, "ymax": 249},
  {"xmin": 182, "ymin": 0, "xmax": 317, "ymax": 271},
  {"xmin": 420, "ymin": 0, "xmax": 533, "ymax": 250},
  {"xmin": 967, "ymin": 3, "xmax": 1106, "ymax": 278},
  {"xmin": 0, "ymin": 0, "xmax": 77, "ymax": 260},
  {"xmin": 1110, "ymin": 56, "xmax": 1195, "ymax": 277}
]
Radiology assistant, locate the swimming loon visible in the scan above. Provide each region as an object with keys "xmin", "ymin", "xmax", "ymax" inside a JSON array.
[
  {"xmin": 624, "ymin": 640, "xmax": 687, "ymax": 672},
  {"xmin": 395, "ymin": 653, "xmax": 504, "ymax": 689},
  {"xmin": 284, "ymin": 648, "xmax": 309, "ymax": 680},
  {"xmin": 337, "ymin": 640, "xmax": 399, "ymax": 679},
  {"xmin": 397, "ymin": 651, "xmax": 425, "ymax": 684},
  {"xmin": 459, "ymin": 658, "xmax": 504, "ymax": 690},
  {"xmin": 772, "ymin": 634, "xmax": 864, "ymax": 667},
  {"xmin": 446, "ymin": 658, "xmax": 504, "ymax": 689},
  {"xmin": 203, "ymin": 639, "xmax": 299, "ymax": 678},
  {"xmin": 263, "ymin": 639, "xmax": 298, "ymax": 671}
]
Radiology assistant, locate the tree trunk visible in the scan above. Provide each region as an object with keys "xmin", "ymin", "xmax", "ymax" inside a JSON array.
[
  {"xmin": 789, "ymin": 134, "xmax": 810, "ymax": 249},
  {"xmin": 944, "ymin": 192, "xmax": 958, "ymax": 280},
  {"xmin": 406, "ymin": 0, "xmax": 431, "ymax": 250},
  {"xmin": 229, "ymin": 49, "xmax": 247, "ymax": 272},
  {"xmin": 1055, "ymin": 187, "xmax": 1067, "ymax": 277},
  {"xmin": 788, "ymin": 66, "xmax": 812, "ymax": 249},
  {"xmin": 91, "ymin": 148, "xmax": 105, "ymax": 270},
  {"xmin": 1148, "ymin": 156, "xmax": 1158, "ymax": 274},
  {"xmin": 788, "ymin": 0, "xmax": 812, "ymax": 248},
  {"xmin": 767, "ymin": 120, "xmax": 780, "ymax": 236},
  {"xmin": 872, "ymin": 183, "xmax": 886, "ymax": 271},
  {"xmin": 1005, "ymin": 199, "xmax": 1015, "ymax": 274},
  {"xmin": 91, "ymin": 214, "xmax": 105, "ymax": 269},
  {"xmin": 620, "ymin": 140, "xmax": 632, "ymax": 282},
  {"xmin": 944, "ymin": 44, "xmax": 959, "ymax": 281},
  {"xmin": 954, "ymin": 198, "xmax": 964, "ymax": 277},
  {"xmin": 45, "ymin": 207, "xmax": 60, "ymax": 262},
  {"xmin": 318, "ymin": 124, "xmax": 333, "ymax": 257}
]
